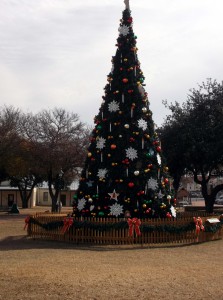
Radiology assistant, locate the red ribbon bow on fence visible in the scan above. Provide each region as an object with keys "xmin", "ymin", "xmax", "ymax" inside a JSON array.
[
  {"xmin": 127, "ymin": 218, "xmax": 141, "ymax": 237},
  {"xmin": 193, "ymin": 217, "xmax": 205, "ymax": 235},
  {"xmin": 24, "ymin": 216, "xmax": 30, "ymax": 230},
  {"xmin": 62, "ymin": 217, "xmax": 73, "ymax": 234}
]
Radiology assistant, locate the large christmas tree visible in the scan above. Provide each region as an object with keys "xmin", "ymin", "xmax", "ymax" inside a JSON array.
[{"xmin": 74, "ymin": 0, "xmax": 175, "ymax": 218}]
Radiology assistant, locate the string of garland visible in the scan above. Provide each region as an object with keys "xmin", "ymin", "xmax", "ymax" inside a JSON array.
[
  {"xmin": 29, "ymin": 217, "xmax": 64, "ymax": 230},
  {"xmin": 28, "ymin": 217, "xmax": 223, "ymax": 234},
  {"xmin": 204, "ymin": 222, "xmax": 222, "ymax": 233}
]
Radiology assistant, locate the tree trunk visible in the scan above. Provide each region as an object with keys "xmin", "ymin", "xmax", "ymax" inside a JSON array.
[
  {"xmin": 204, "ymin": 196, "xmax": 214, "ymax": 213},
  {"xmin": 200, "ymin": 181, "xmax": 215, "ymax": 213},
  {"xmin": 48, "ymin": 183, "xmax": 60, "ymax": 212},
  {"xmin": 19, "ymin": 189, "xmax": 29, "ymax": 208}
]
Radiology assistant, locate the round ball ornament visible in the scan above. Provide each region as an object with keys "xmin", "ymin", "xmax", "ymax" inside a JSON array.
[
  {"xmin": 122, "ymin": 78, "xmax": 128, "ymax": 83},
  {"xmin": 111, "ymin": 144, "xmax": 117, "ymax": 150},
  {"xmin": 142, "ymin": 107, "xmax": 147, "ymax": 113},
  {"xmin": 87, "ymin": 152, "xmax": 92, "ymax": 157},
  {"xmin": 124, "ymin": 124, "xmax": 130, "ymax": 129},
  {"xmin": 164, "ymin": 178, "xmax": 169, "ymax": 184},
  {"xmin": 166, "ymin": 212, "xmax": 172, "ymax": 218},
  {"xmin": 128, "ymin": 182, "xmax": 135, "ymax": 188},
  {"xmin": 134, "ymin": 171, "xmax": 140, "ymax": 176}
]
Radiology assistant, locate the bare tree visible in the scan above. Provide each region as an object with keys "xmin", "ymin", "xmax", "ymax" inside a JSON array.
[
  {"xmin": 0, "ymin": 106, "xmax": 21, "ymax": 173},
  {"xmin": 23, "ymin": 108, "xmax": 90, "ymax": 211},
  {"xmin": 0, "ymin": 106, "xmax": 42, "ymax": 208}
]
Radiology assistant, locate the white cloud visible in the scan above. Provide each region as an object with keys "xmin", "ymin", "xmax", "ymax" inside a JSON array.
[{"xmin": 0, "ymin": 0, "xmax": 223, "ymax": 126}]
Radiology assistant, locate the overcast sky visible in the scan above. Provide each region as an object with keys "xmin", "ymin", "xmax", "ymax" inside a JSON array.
[{"xmin": 0, "ymin": 0, "xmax": 223, "ymax": 126}]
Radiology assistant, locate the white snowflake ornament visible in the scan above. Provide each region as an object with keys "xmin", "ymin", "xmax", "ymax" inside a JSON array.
[
  {"xmin": 108, "ymin": 100, "xmax": 119, "ymax": 112},
  {"xmin": 138, "ymin": 118, "xmax": 147, "ymax": 131},
  {"xmin": 147, "ymin": 178, "xmax": 158, "ymax": 191},
  {"xmin": 77, "ymin": 198, "xmax": 86, "ymax": 211},
  {"xmin": 126, "ymin": 147, "xmax": 138, "ymax": 161},
  {"xmin": 96, "ymin": 137, "xmax": 106, "ymax": 150},
  {"xmin": 118, "ymin": 25, "xmax": 129, "ymax": 36},
  {"xmin": 97, "ymin": 168, "xmax": 108, "ymax": 179},
  {"xmin": 110, "ymin": 203, "xmax": 123, "ymax": 217}
]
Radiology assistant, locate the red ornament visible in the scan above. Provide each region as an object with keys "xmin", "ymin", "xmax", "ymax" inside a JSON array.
[
  {"xmin": 127, "ymin": 17, "xmax": 133, "ymax": 23},
  {"xmin": 111, "ymin": 144, "xmax": 117, "ymax": 149},
  {"xmin": 137, "ymin": 191, "xmax": 144, "ymax": 196},
  {"xmin": 128, "ymin": 182, "xmax": 135, "ymax": 188},
  {"xmin": 166, "ymin": 212, "xmax": 172, "ymax": 218},
  {"xmin": 128, "ymin": 89, "xmax": 133, "ymax": 94},
  {"xmin": 122, "ymin": 78, "xmax": 128, "ymax": 83},
  {"xmin": 129, "ymin": 137, "xmax": 135, "ymax": 142},
  {"xmin": 122, "ymin": 158, "xmax": 129, "ymax": 165},
  {"xmin": 156, "ymin": 146, "xmax": 161, "ymax": 152},
  {"xmin": 164, "ymin": 178, "xmax": 169, "ymax": 184}
]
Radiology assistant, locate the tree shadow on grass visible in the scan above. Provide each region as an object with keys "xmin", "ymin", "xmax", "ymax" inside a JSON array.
[
  {"xmin": 0, "ymin": 234, "xmax": 215, "ymax": 252},
  {"xmin": 0, "ymin": 235, "xmax": 145, "ymax": 251}
]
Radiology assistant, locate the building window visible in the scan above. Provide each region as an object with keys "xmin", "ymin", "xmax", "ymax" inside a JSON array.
[{"xmin": 43, "ymin": 192, "xmax": 48, "ymax": 202}]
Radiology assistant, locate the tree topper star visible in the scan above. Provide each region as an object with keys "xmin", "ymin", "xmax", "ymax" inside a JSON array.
[{"xmin": 108, "ymin": 189, "xmax": 120, "ymax": 201}]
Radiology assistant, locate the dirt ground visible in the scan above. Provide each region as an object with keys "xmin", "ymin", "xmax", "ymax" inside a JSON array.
[{"xmin": 0, "ymin": 207, "xmax": 223, "ymax": 300}]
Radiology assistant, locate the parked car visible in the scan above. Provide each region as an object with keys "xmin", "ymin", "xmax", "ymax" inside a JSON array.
[{"xmin": 215, "ymin": 195, "xmax": 223, "ymax": 205}]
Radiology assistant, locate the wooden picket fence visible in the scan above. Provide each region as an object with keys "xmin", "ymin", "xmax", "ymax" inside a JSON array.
[{"xmin": 26, "ymin": 213, "xmax": 223, "ymax": 247}]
